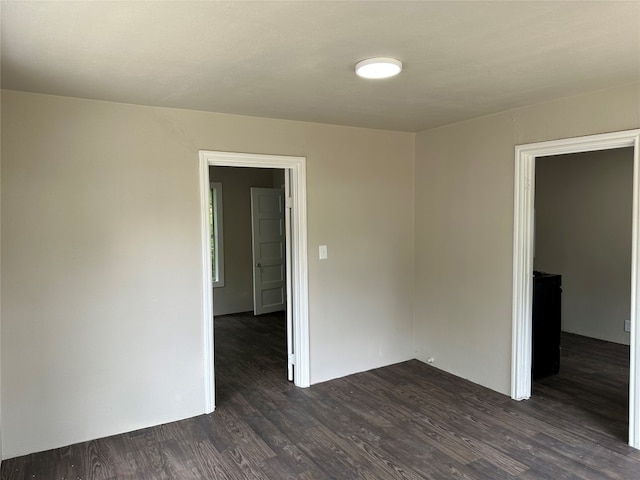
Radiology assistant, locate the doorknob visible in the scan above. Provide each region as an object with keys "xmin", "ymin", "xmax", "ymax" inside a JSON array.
[{"xmin": 257, "ymin": 263, "xmax": 262, "ymax": 268}]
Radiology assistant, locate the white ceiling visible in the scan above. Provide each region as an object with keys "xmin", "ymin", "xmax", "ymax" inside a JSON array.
[{"xmin": 2, "ymin": 1, "xmax": 639, "ymax": 132}]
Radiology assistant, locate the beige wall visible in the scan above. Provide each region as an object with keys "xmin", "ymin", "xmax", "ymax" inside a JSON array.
[
  {"xmin": 209, "ymin": 166, "xmax": 280, "ymax": 316},
  {"xmin": 414, "ymin": 83, "xmax": 640, "ymax": 395},
  {"xmin": 3, "ymin": 82, "xmax": 637, "ymax": 459},
  {"xmin": 273, "ymin": 169, "xmax": 285, "ymax": 189},
  {"xmin": 535, "ymin": 148, "xmax": 633, "ymax": 345},
  {"xmin": 0, "ymin": 90, "xmax": 415, "ymax": 458}
]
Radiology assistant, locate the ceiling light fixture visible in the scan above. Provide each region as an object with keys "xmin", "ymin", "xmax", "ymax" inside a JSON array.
[{"xmin": 355, "ymin": 57, "xmax": 402, "ymax": 79}]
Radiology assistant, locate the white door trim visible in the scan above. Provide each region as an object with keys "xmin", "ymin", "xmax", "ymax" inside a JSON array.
[
  {"xmin": 199, "ymin": 151, "xmax": 310, "ymax": 413},
  {"xmin": 511, "ymin": 129, "xmax": 640, "ymax": 449}
]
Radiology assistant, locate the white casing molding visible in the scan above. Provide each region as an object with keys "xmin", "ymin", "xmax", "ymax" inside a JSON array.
[
  {"xmin": 198, "ymin": 151, "xmax": 310, "ymax": 414},
  {"xmin": 512, "ymin": 129, "xmax": 640, "ymax": 449}
]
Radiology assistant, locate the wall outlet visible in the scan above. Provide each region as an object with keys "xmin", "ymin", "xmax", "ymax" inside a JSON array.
[{"xmin": 625, "ymin": 320, "xmax": 631, "ymax": 333}]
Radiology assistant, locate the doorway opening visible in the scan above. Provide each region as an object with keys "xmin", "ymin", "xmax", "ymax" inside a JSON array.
[
  {"xmin": 531, "ymin": 148, "xmax": 633, "ymax": 442},
  {"xmin": 511, "ymin": 129, "xmax": 640, "ymax": 449},
  {"xmin": 209, "ymin": 166, "xmax": 293, "ymax": 385},
  {"xmin": 199, "ymin": 151, "xmax": 310, "ymax": 413}
]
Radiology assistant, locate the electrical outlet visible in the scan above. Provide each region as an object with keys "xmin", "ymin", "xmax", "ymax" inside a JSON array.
[{"xmin": 625, "ymin": 320, "xmax": 631, "ymax": 333}]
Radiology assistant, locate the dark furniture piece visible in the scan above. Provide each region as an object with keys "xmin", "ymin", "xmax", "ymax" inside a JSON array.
[{"xmin": 532, "ymin": 271, "xmax": 562, "ymax": 379}]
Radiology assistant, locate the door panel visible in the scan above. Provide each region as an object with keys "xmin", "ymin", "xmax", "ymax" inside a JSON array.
[
  {"xmin": 284, "ymin": 170, "xmax": 294, "ymax": 381},
  {"xmin": 251, "ymin": 187, "xmax": 286, "ymax": 315}
]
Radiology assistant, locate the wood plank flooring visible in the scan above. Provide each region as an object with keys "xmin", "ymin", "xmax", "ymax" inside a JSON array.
[{"xmin": 2, "ymin": 312, "xmax": 639, "ymax": 479}]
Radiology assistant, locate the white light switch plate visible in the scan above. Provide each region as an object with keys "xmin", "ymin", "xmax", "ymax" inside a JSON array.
[
  {"xmin": 319, "ymin": 245, "xmax": 328, "ymax": 260},
  {"xmin": 625, "ymin": 320, "xmax": 631, "ymax": 333}
]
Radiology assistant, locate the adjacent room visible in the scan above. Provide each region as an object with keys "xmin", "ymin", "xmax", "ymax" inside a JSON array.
[
  {"xmin": 1, "ymin": 1, "xmax": 639, "ymax": 479},
  {"xmin": 532, "ymin": 148, "xmax": 634, "ymax": 443},
  {"xmin": 209, "ymin": 165, "xmax": 293, "ymax": 393}
]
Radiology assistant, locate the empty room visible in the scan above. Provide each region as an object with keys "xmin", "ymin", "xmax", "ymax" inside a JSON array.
[{"xmin": 1, "ymin": 1, "xmax": 640, "ymax": 479}]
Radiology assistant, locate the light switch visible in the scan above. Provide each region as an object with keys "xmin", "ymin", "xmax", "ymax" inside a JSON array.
[{"xmin": 319, "ymin": 245, "xmax": 328, "ymax": 260}]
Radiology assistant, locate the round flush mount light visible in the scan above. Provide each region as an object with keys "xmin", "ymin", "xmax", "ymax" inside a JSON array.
[{"xmin": 355, "ymin": 57, "xmax": 402, "ymax": 79}]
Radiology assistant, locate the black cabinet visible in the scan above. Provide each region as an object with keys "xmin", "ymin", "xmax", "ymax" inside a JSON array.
[{"xmin": 532, "ymin": 271, "xmax": 562, "ymax": 379}]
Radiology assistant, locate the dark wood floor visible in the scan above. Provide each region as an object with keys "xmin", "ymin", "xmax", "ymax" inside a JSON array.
[{"xmin": 2, "ymin": 313, "xmax": 639, "ymax": 479}]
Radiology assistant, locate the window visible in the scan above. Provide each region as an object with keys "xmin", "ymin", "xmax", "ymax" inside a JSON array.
[{"xmin": 210, "ymin": 182, "xmax": 224, "ymax": 287}]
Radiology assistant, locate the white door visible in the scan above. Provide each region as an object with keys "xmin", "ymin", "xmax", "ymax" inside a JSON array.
[
  {"xmin": 284, "ymin": 171, "xmax": 294, "ymax": 381},
  {"xmin": 251, "ymin": 187, "xmax": 286, "ymax": 315}
]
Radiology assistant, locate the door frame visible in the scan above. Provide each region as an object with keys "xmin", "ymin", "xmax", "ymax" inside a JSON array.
[
  {"xmin": 199, "ymin": 150, "xmax": 310, "ymax": 413},
  {"xmin": 511, "ymin": 129, "xmax": 640, "ymax": 449}
]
